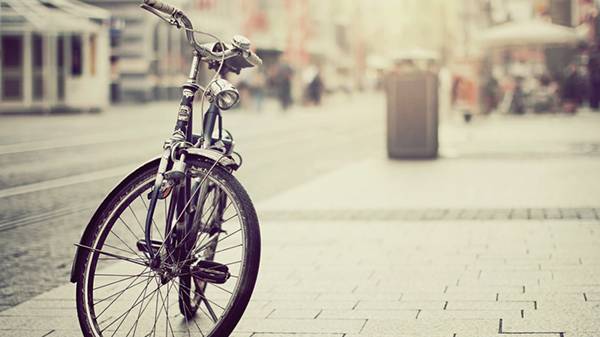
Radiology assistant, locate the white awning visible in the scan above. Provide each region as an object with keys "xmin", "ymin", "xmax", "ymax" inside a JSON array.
[
  {"xmin": 392, "ymin": 48, "xmax": 440, "ymax": 62},
  {"xmin": 477, "ymin": 19, "xmax": 584, "ymax": 48},
  {"xmin": 1, "ymin": 0, "xmax": 109, "ymax": 33}
]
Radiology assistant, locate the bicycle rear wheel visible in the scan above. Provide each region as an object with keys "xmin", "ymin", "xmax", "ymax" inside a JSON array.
[
  {"xmin": 74, "ymin": 159, "xmax": 260, "ymax": 337},
  {"xmin": 179, "ymin": 181, "xmax": 229, "ymax": 319}
]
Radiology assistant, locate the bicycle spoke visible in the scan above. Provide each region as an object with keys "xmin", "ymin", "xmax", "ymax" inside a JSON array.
[
  {"xmin": 107, "ymin": 230, "xmax": 147, "ymax": 262},
  {"xmin": 118, "ymin": 216, "xmax": 146, "ymax": 247},
  {"xmin": 94, "ymin": 270, "xmax": 153, "ymax": 291},
  {"xmin": 102, "ymin": 284, "xmax": 160, "ymax": 335},
  {"xmin": 164, "ymin": 282, "xmax": 172, "ymax": 337},
  {"xmin": 187, "ymin": 310, "xmax": 206, "ymax": 337},
  {"xmin": 209, "ymin": 260, "xmax": 240, "ymax": 269},
  {"xmin": 172, "ymin": 279, "xmax": 219, "ymax": 324},
  {"xmin": 151, "ymin": 281, "xmax": 160, "ymax": 337},
  {"xmin": 155, "ymin": 160, "xmax": 221, "ymax": 258},
  {"xmin": 96, "ymin": 273, "xmax": 150, "ymax": 277},
  {"xmin": 100, "ymin": 278, "xmax": 162, "ymax": 333},
  {"xmin": 187, "ymin": 225, "xmax": 240, "ymax": 262},
  {"xmin": 181, "ymin": 300, "xmax": 197, "ymax": 337},
  {"xmin": 124, "ymin": 275, "xmax": 152, "ymax": 337},
  {"xmin": 153, "ymin": 279, "xmax": 176, "ymax": 337},
  {"xmin": 98, "ymin": 256, "xmax": 145, "ymax": 263},
  {"xmin": 202, "ymin": 296, "xmax": 219, "ymax": 323},
  {"xmin": 183, "ymin": 197, "xmax": 226, "ymax": 260},
  {"xmin": 75, "ymin": 244, "xmax": 147, "ymax": 267},
  {"xmin": 161, "ymin": 186, "xmax": 219, "ymax": 265},
  {"xmin": 214, "ymin": 244, "xmax": 242, "ymax": 254},
  {"xmin": 221, "ymin": 213, "xmax": 238, "ymax": 224},
  {"xmin": 128, "ymin": 205, "xmax": 147, "ymax": 234},
  {"xmin": 95, "ymin": 274, "xmax": 152, "ymax": 308},
  {"xmin": 208, "ymin": 283, "xmax": 233, "ymax": 295},
  {"xmin": 174, "ymin": 278, "xmax": 225, "ymax": 311},
  {"xmin": 191, "ymin": 211, "xmax": 238, "ymax": 258},
  {"xmin": 102, "ymin": 242, "xmax": 144, "ymax": 260}
]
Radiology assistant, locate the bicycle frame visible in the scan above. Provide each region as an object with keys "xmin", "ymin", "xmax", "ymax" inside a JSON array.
[
  {"xmin": 143, "ymin": 51, "xmax": 224, "ymax": 264},
  {"xmin": 70, "ymin": 0, "xmax": 258, "ymax": 287}
]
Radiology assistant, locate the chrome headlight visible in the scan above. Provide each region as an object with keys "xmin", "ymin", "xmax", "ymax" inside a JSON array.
[{"xmin": 207, "ymin": 79, "xmax": 240, "ymax": 110}]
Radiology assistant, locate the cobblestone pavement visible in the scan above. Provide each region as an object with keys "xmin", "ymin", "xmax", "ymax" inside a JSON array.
[
  {"xmin": 0, "ymin": 94, "xmax": 385, "ymax": 308},
  {"xmin": 260, "ymin": 208, "xmax": 600, "ymax": 221}
]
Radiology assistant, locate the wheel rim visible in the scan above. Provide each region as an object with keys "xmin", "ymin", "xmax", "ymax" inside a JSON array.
[{"xmin": 82, "ymin": 166, "xmax": 248, "ymax": 337}]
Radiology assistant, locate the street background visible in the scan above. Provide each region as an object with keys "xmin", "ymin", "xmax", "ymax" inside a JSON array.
[
  {"xmin": 1, "ymin": 94, "xmax": 599, "ymax": 336},
  {"xmin": 2, "ymin": 0, "xmax": 600, "ymax": 336}
]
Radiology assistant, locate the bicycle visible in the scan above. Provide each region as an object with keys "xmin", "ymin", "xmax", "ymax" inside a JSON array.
[{"xmin": 70, "ymin": 1, "xmax": 262, "ymax": 336}]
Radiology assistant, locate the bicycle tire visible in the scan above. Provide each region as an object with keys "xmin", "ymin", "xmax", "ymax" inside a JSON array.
[{"xmin": 74, "ymin": 159, "xmax": 260, "ymax": 337}]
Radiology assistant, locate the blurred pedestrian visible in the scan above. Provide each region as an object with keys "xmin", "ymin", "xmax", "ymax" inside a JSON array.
[
  {"xmin": 510, "ymin": 76, "xmax": 526, "ymax": 114},
  {"xmin": 273, "ymin": 62, "xmax": 293, "ymax": 111},
  {"xmin": 531, "ymin": 74, "xmax": 558, "ymax": 113},
  {"xmin": 307, "ymin": 69, "xmax": 324, "ymax": 106},
  {"xmin": 561, "ymin": 64, "xmax": 582, "ymax": 113},
  {"xmin": 235, "ymin": 73, "xmax": 251, "ymax": 110},
  {"xmin": 482, "ymin": 75, "xmax": 500, "ymax": 114},
  {"xmin": 588, "ymin": 49, "xmax": 600, "ymax": 110},
  {"xmin": 250, "ymin": 71, "xmax": 266, "ymax": 113}
]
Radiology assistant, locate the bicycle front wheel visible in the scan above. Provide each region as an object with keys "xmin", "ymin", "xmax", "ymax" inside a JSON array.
[{"xmin": 74, "ymin": 159, "xmax": 260, "ymax": 337}]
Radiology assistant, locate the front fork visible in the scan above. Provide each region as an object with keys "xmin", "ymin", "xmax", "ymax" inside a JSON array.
[
  {"xmin": 144, "ymin": 96, "xmax": 222, "ymax": 267},
  {"xmin": 144, "ymin": 77, "xmax": 199, "ymax": 263}
]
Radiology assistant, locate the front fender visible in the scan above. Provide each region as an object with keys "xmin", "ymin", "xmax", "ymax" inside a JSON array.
[{"xmin": 185, "ymin": 147, "xmax": 239, "ymax": 171}]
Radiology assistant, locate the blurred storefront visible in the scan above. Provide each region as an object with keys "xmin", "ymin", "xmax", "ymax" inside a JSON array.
[
  {"xmin": 444, "ymin": 0, "xmax": 600, "ymax": 114},
  {"xmin": 83, "ymin": 0, "xmax": 195, "ymax": 102},
  {"xmin": 74, "ymin": 0, "xmax": 369, "ymax": 105},
  {"xmin": 0, "ymin": 0, "xmax": 110, "ymax": 113}
]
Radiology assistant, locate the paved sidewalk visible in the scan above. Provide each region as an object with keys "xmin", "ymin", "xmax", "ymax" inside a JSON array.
[
  {"xmin": 1, "ymin": 111, "xmax": 600, "ymax": 336},
  {"xmin": 2, "ymin": 154, "xmax": 599, "ymax": 337}
]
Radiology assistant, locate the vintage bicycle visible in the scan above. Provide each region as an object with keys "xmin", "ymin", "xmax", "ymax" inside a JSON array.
[{"xmin": 70, "ymin": 1, "xmax": 261, "ymax": 336}]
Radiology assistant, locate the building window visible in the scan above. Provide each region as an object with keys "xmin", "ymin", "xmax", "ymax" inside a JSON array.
[
  {"xmin": 152, "ymin": 25, "xmax": 160, "ymax": 53},
  {"xmin": 90, "ymin": 34, "xmax": 97, "ymax": 76},
  {"xmin": 57, "ymin": 36, "xmax": 65, "ymax": 100},
  {"xmin": 32, "ymin": 33, "xmax": 44, "ymax": 100},
  {"xmin": 1, "ymin": 34, "xmax": 23, "ymax": 100},
  {"xmin": 71, "ymin": 35, "xmax": 83, "ymax": 76}
]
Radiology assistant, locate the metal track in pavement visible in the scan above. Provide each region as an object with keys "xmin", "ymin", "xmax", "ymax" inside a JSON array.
[
  {"xmin": 259, "ymin": 208, "xmax": 600, "ymax": 221},
  {"xmin": 0, "ymin": 164, "xmax": 135, "ymax": 199},
  {"xmin": 0, "ymin": 202, "xmax": 97, "ymax": 233}
]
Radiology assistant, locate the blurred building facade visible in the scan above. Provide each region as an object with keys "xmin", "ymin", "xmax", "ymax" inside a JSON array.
[
  {"xmin": 81, "ymin": 0, "xmax": 372, "ymax": 103},
  {"xmin": 189, "ymin": 0, "xmax": 369, "ymax": 96},
  {"xmin": 82, "ymin": 0, "xmax": 196, "ymax": 102},
  {"xmin": 0, "ymin": 0, "xmax": 110, "ymax": 113},
  {"xmin": 428, "ymin": 0, "xmax": 600, "ymax": 115}
]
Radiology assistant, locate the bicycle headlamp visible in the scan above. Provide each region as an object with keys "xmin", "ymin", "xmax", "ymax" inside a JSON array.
[{"xmin": 207, "ymin": 79, "xmax": 240, "ymax": 110}]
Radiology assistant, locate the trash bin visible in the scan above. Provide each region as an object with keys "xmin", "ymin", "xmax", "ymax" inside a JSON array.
[{"xmin": 385, "ymin": 70, "xmax": 438, "ymax": 159}]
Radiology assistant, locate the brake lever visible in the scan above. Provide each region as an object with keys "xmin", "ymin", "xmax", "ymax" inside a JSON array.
[{"xmin": 140, "ymin": 4, "xmax": 180, "ymax": 28}]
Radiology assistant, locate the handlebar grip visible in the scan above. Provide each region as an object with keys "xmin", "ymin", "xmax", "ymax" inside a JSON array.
[
  {"xmin": 246, "ymin": 51, "xmax": 263, "ymax": 67},
  {"xmin": 143, "ymin": 0, "xmax": 178, "ymax": 15}
]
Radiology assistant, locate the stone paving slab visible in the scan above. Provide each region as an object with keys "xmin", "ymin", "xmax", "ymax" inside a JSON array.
[
  {"xmin": 2, "ymin": 219, "xmax": 598, "ymax": 336},
  {"xmin": 261, "ymin": 207, "xmax": 600, "ymax": 221},
  {"xmin": 258, "ymin": 157, "xmax": 600, "ymax": 210}
]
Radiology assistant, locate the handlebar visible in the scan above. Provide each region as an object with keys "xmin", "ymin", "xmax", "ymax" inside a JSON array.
[
  {"xmin": 141, "ymin": 0, "xmax": 262, "ymax": 68},
  {"xmin": 143, "ymin": 0, "xmax": 179, "ymax": 15},
  {"xmin": 245, "ymin": 51, "xmax": 263, "ymax": 67}
]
